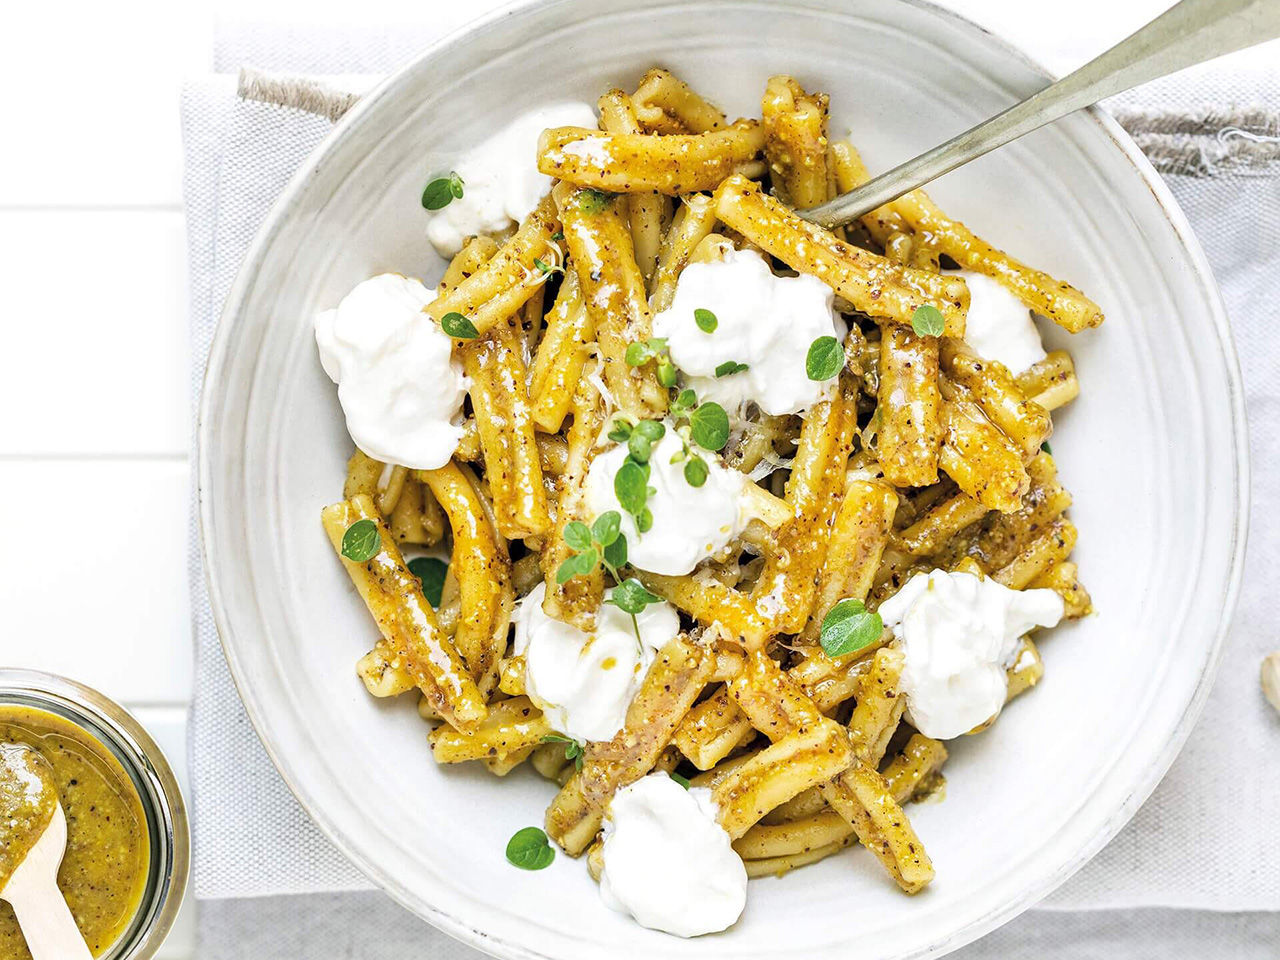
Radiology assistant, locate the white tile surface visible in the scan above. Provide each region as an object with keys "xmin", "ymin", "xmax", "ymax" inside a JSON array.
[
  {"xmin": 0, "ymin": 3, "xmax": 212, "ymax": 207},
  {"xmin": 0, "ymin": 211, "xmax": 190, "ymax": 455},
  {"xmin": 0, "ymin": 459, "xmax": 193, "ymax": 704}
]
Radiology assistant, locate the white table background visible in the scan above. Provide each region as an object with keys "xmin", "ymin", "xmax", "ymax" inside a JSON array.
[{"xmin": 0, "ymin": 2, "xmax": 1272, "ymax": 956}]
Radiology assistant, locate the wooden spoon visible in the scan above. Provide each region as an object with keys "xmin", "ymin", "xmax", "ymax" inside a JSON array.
[{"xmin": 0, "ymin": 801, "xmax": 93, "ymax": 960}]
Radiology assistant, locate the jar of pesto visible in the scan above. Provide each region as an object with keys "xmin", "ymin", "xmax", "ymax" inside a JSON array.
[{"xmin": 0, "ymin": 670, "xmax": 188, "ymax": 960}]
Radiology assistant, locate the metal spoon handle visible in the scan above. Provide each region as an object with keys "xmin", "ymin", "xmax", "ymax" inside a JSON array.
[{"xmin": 801, "ymin": 0, "xmax": 1280, "ymax": 228}]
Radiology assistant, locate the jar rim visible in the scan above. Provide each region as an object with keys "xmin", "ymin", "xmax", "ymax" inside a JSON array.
[{"xmin": 0, "ymin": 668, "xmax": 189, "ymax": 960}]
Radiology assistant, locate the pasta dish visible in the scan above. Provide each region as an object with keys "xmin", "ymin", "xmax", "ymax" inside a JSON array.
[{"xmin": 314, "ymin": 69, "xmax": 1095, "ymax": 937}]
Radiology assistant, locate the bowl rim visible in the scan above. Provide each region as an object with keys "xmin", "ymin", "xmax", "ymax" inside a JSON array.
[{"xmin": 197, "ymin": 0, "xmax": 1250, "ymax": 956}]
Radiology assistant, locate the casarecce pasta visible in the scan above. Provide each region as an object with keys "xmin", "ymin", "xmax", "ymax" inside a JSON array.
[{"xmin": 316, "ymin": 70, "xmax": 1095, "ymax": 938}]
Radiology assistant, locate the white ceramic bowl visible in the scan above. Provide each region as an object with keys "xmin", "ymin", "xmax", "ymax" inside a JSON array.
[{"xmin": 199, "ymin": 1, "xmax": 1249, "ymax": 957}]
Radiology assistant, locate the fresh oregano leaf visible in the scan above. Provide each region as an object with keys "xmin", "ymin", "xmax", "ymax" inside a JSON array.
[
  {"xmin": 421, "ymin": 171, "xmax": 464, "ymax": 210},
  {"xmin": 628, "ymin": 433, "xmax": 654, "ymax": 463},
  {"xmin": 683, "ymin": 456, "xmax": 709, "ymax": 488},
  {"xmin": 689, "ymin": 402, "xmax": 730, "ymax": 451},
  {"xmin": 714, "ymin": 360, "xmax": 749, "ymax": 378},
  {"xmin": 657, "ymin": 358, "xmax": 679, "ymax": 388},
  {"xmin": 555, "ymin": 548, "xmax": 598, "ymax": 584},
  {"xmin": 806, "ymin": 335, "xmax": 843, "ymax": 381},
  {"xmin": 634, "ymin": 420, "xmax": 665, "ymax": 442},
  {"xmin": 592, "ymin": 511, "xmax": 621, "ymax": 547},
  {"xmin": 614, "ymin": 459, "xmax": 650, "ymax": 516},
  {"xmin": 819, "ymin": 598, "xmax": 884, "ymax": 658},
  {"xmin": 440, "ymin": 311, "xmax": 479, "ymax": 339},
  {"xmin": 505, "ymin": 827, "xmax": 554, "ymax": 870},
  {"xmin": 602, "ymin": 533, "xmax": 628, "ymax": 570},
  {"xmin": 340, "ymin": 518, "xmax": 381, "ymax": 562},
  {"xmin": 608, "ymin": 578, "xmax": 662, "ymax": 615},
  {"xmin": 910, "ymin": 304, "xmax": 945, "ymax": 338},
  {"xmin": 563, "ymin": 521, "xmax": 594, "ymax": 552},
  {"xmin": 406, "ymin": 556, "xmax": 447, "ymax": 608}
]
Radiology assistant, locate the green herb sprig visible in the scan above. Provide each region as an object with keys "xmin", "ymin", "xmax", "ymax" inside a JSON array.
[
  {"xmin": 625, "ymin": 419, "xmax": 666, "ymax": 464},
  {"xmin": 694, "ymin": 308, "xmax": 718, "ymax": 333},
  {"xmin": 819, "ymin": 598, "xmax": 884, "ymax": 658},
  {"xmin": 625, "ymin": 336, "xmax": 678, "ymax": 388},
  {"xmin": 614, "ymin": 458, "xmax": 655, "ymax": 533},
  {"xmin": 681, "ymin": 455, "xmax": 709, "ymax": 487},
  {"xmin": 440, "ymin": 311, "xmax": 479, "ymax": 339},
  {"xmin": 605, "ymin": 419, "xmax": 658, "ymax": 526},
  {"xmin": 683, "ymin": 395, "xmax": 730, "ymax": 452},
  {"xmin": 555, "ymin": 513, "xmax": 662, "ymax": 644},
  {"xmin": 422, "ymin": 171, "xmax": 464, "ymax": 210},
  {"xmin": 661, "ymin": 388, "xmax": 731, "ymax": 488},
  {"xmin": 541, "ymin": 733, "xmax": 585, "ymax": 772},
  {"xmin": 910, "ymin": 304, "xmax": 946, "ymax": 338},
  {"xmin": 598, "ymin": 576, "xmax": 665, "ymax": 648},
  {"xmin": 406, "ymin": 557, "xmax": 448, "ymax": 608},
  {"xmin": 340, "ymin": 519, "xmax": 381, "ymax": 562},
  {"xmin": 556, "ymin": 512, "xmax": 628, "ymax": 584},
  {"xmin": 606, "ymin": 577, "xmax": 664, "ymax": 639},
  {"xmin": 806, "ymin": 335, "xmax": 844, "ymax": 381},
  {"xmin": 506, "ymin": 827, "xmax": 554, "ymax": 870},
  {"xmin": 714, "ymin": 360, "xmax": 749, "ymax": 378}
]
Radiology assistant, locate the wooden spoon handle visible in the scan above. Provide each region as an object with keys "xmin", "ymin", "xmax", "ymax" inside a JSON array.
[{"xmin": 7, "ymin": 887, "xmax": 93, "ymax": 960}]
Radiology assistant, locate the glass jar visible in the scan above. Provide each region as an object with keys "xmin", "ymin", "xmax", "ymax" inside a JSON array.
[{"xmin": 0, "ymin": 668, "xmax": 188, "ymax": 960}]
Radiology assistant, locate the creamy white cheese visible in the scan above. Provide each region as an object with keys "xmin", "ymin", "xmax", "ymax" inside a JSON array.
[
  {"xmin": 652, "ymin": 248, "xmax": 846, "ymax": 415},
  {"xmin": 425, "ymin": 102, "xmax": 599, "ymax": 257},
  {"xmin": 879, "ymin": 569, "xmax": 1064, "ymax": 739},
  {"xmin": 584, "ymin": 428, "xmax": 747, "ymax": 576},
  {"xmin": 513, "ymin": 583, "xmax": 679, "ymax": 743},
  {"xmin": 599, "ymin": 772, "xmax": 747, "ymax": 938},
  {"xmin": 314, "ymin": 274, "xmax": 466, "ymax": 469},
  {"xmin": 954, "ymin": 269, "xmax": 1047, "ymax": 375}
]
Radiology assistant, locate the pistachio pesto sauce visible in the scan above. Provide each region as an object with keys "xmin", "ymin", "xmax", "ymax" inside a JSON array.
[{"xmin": 0, "ymin": 706, "xmax": 149, "ymax": 958}]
